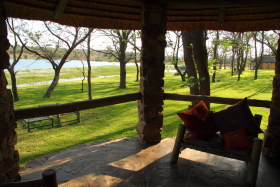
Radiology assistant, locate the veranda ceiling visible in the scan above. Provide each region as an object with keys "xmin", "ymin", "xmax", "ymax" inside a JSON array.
[{"xmin": 3, "ymin": 0, "xmax": 280, "ymax": 32}]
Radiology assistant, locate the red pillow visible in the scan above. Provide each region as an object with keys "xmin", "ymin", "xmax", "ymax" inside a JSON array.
[
  {"xmin": 222, "ymin": 128, "xmax": 252, "ymax": 149},
  {"xmin": 177, "ymin": 101, "xmax": 218, "ymax": 140}
]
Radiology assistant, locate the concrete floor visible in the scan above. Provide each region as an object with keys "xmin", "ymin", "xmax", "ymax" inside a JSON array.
[{"xmin": 20, "ymin": 137, "xmax": 280, "ymax": 187}]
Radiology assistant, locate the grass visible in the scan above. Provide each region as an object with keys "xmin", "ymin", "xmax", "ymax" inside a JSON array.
[
  {"xmin": 5, "ymin": 65, "xmax": 137, "ymax": 85},
  {"xmin": 11, "ymin": 67, "xmax": 273, "ymax": 167}
]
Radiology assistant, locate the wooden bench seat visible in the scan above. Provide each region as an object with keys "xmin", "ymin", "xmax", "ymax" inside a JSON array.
[
  {"xmin": 56, "ymin": 111, "xmax": 80, "ymax": 126},
  {"xmin": 24, "ymin": 116, "xmax": 54, "ymax": 132},
  {"xmin": 38, "ymin": 103, "xmax": 81, "ymax": 126},
  {"xmin": 24, "ymin": 103, "xmax": 81, "ymax": 132},
  {"xmin": 170, "ymin": 114, "xmax": 263, "ymax": 184}
]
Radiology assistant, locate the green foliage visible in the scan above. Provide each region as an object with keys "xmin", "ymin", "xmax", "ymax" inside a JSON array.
[
  {"xmin": 180, "ymin": 76, "xmax": 205, "ymax": 88},
  {"xmin": 208, "ymin": 59, "xmax": 217, "ymax": 69}
]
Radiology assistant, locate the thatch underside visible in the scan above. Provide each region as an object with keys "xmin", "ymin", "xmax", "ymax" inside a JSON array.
[{"xmin": 3, "ymin": 0, "xmax": 280, "ymax": 32}]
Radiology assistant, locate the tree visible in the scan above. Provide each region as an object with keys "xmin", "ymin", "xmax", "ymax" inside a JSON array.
[
  {"xmin": 18, "ymin": 21, "xmax": 93, "ymax": 98},
  {"xmin": 166, "ymin": 31, "xmax": 186, "ymax": 81},
  {"xmin": 257, "ymin": 30, "xmax": 279, "ymax": 56},
  {"xmin": 253, "ymin": 31, "xmax": 265, "ymax": 80},
  {"xmin": 92, "ymin": 30, "xmax": 133, "ymax": 88},
  {"xmin": 211, "ymin": 31, "xmax": 220, "ymax": 82},
  {"xmin": 6, "ymin": 18, "xmax": 27, "ymax": 101},
  {"xmin": 128, "ymin": 31, "xmax": 141, "ymax": 82},
  {"xmin": 192, "ymin": 30, "xmax": 210, "ymax": 97},
  {"xmin": 133, "ymin": 31, "xmax": 141, "ymax": 82},
  {"xmin": 80, "ymin": 28, "xmax": 95, "ymax": 99},
  {"xmin": 86, "ymin": 29, "xmax": 93, "ymax": 99},
  {"xmin": 181, "ymin": 31, "xmax": 199, "ymax": 98},
  {"xmin": 181, "ymin": 30, "xmax": 210, "ymax": 106},
  {"xmin": 235, "ymin": 32, "xmax": 252, "ymax": 81}
]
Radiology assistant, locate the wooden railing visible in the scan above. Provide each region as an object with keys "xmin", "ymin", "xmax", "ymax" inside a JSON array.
[
  {"xmin": 164, "ymin": 93, "xmax": 271, "ymax": 108},
  {"xmin": 15, "ymin": 92, "xmax": 272, "ymax": 121},
  {"xmin": 15, "ymin": 92, "xmax": 142, "ymax": 120}
]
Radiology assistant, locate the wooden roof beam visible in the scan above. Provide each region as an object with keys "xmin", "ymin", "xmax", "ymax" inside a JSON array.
[
  {"xmin": 218, "ymin": 7, "xmax": 225, "ymax": 27},
  {"xmin": 129, "ymin": 0, "xmax": 280, "ymax": 8},
  {"xmin": 54, "ymin": 0, "xmax": 69, "ymax": 20}
]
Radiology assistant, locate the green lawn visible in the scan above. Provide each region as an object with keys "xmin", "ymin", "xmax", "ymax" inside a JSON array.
[{"xmin": 11, "ymin": 67, "xmax": 273, "ymax": 166}]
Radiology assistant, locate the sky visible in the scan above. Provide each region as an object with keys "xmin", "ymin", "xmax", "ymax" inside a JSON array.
[{"xmin": 7, "ymin": 18, "xmax": 278, "ymax": 62}]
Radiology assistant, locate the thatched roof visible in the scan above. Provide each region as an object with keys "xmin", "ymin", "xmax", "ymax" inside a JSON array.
[{"xmin": 3, "ymin": 0, "xmax": 280, "ymax": 32}]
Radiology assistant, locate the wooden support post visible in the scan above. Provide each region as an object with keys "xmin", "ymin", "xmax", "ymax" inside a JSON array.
[
  {"xmin": 247, "ymin": 138, "xmax": 263, "ymax": 184},
  {"xmin": 42, "ymin": 169, "xmax": 58, "ymax": 187},
  {"xmin": 76, "ymin": 111, "xmax": 81, "ymax": 123},
  {"xmin": 170, "ymin": 124, "xmax": 187, "ymax": 164},
  {"xmin": 54, "ymin": 0, "xmax": 69, "ymax": 20},
  {"xmin": 263, "ymin": 34, "xmax": 280, "ymax": 160},
  {"xmin": 137, "ymin": 2, "xmax": 167, "ymax": 143}
]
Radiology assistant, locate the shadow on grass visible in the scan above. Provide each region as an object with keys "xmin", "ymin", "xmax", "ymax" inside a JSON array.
[{"xmin": 19, "ymin": 126, "xmax": 137, "ymax": 166}]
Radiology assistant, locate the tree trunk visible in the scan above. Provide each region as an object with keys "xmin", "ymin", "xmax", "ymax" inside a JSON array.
[
  {"xmin": 119, "ymin": 40, "xmax": 127, "ymax": 88},
  {"xmin": 231, "ymin": 47, "xmax": 236, "ymax": 76},
  {"xmin": 7, "ymin": 68, "xmax": 19, "ymax": 101},
  {"xmin": 181, "ymin": 31, "xmax": 199, "ymax": 94},
  {"xmin": 87, "ymin": 33, "xmax": 92, "ymax": 99},
  {"xmin": 182, "ymin": 31, "xmax": 199, "ymax": 106},
  {"xmin": 135, "ymin": 61, "xmax": 139, "ymax": 82},
  {"xmin": 237, "ymin": 48, "xmax": 241, "ymax": 81},
  {"xmin": 119, "ymin": 61, "xmax": 126, "ymax": 88},
  {"xmin": 212, "ymin": 31, "xmax": 219, "ymax": 83},
  {"xmin": 254, "ymin": 32, "xmax": 258, "ymax": 79},
  {"xmin": 43, "ymin": 68, "xmax": 61, "ymax": 98},
  {"xmin": 174, "ymin": 63, "xmax": 186, "ymax": 82},
  {"xmin": 192, "ymin": 30, "xmax": 210, "ymax": 97},
  {"xmin": 134, "ymin": 45, "xmax": 139, "ymax": 82},
  {"xmin": 254, "ymin": 31, "xmax": 265, "ymax": 80}
]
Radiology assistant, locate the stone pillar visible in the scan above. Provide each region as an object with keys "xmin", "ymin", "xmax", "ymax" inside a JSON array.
[
  {"xmin": 137, "ymin": 3, "xmax": 166, "ymax": 143},
  {"xmin": 0, "ymin": 3, "xmax": 20, "ymax": 184},
  {"xmin": 263, "ymin": 34, "xmax": 280, "ymax": 161}
]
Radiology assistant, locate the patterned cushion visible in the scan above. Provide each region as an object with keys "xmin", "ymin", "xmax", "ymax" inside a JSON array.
[
  {"xmin": 177, "ymin": 101, "xmax": 218, "ymax": 140},
  {"xmin": 211, "ymin": 97, "xmax": 263, "ymax": 136}
]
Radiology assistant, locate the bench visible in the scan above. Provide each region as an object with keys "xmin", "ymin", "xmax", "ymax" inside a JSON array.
[
  {"xmin": 37, "ymin": 103, "xmax": 80, "ymax": 126},
  {"xmin": 24, "ymin": 104, "xmax": 81, "ymax": 132},
  {"xmin": 56, "ymin": 111, "xmax": 81, "ymax": 126},
  {"xmin": 24, "ymin": 116, "xmax": 54, "ymax": 132},
  {"xmin": 170, "ymin": 114, "xmax": 263, "ymax": 184}
]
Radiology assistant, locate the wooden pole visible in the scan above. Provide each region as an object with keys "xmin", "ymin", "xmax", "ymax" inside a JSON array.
[
  {"xmin": 263, "ymin": 33, "xmax": 280, "ymax": 159},
  {"xmin": 247, "ymin": 138, "xmax": 263, "ymax": 184},
  {"xmin": 170, "ymin": 124, "xmax": 186, "ymax": 164},
  {"xmin": 42, "ymin": 169, "xmax": 58, "ymax": 187},
  {"xmin": 164, "ymin": 93, "xmax": 271, "ymax": 108}
]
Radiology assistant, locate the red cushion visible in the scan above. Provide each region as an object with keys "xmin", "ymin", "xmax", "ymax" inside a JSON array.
[
  {"xmin": 211, "ymin": 97, "xmax": 263, "ymax": 136},
  {"xmin": 177, "ymin": 101, "xmax": 218, "ymax": 140},
  {"xmin": 222, "ymin": 128, "xmax": 252, "ymax": 149}
]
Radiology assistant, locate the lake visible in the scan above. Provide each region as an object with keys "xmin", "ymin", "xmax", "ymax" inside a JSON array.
[{"xmin": 11, "ymin": 59, "xmax": 136, "ymax": 70}]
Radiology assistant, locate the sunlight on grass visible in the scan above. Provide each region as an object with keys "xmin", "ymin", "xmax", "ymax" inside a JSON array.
[{"xmin": 13, "ymin": 67, "xmax": 273, "ymax": 166}]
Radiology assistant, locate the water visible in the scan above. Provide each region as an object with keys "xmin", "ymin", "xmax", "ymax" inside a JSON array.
[
  {"xmin": 11, "ymin": 59, "xmax": 136, "ymax": 71},
  {"xmin": 7, "ymin": 59, "xmax": 135, "ymax": 88},
  {"xmin": 13, "ymin": 75, "xmax": 117, "ymax": 88}
]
